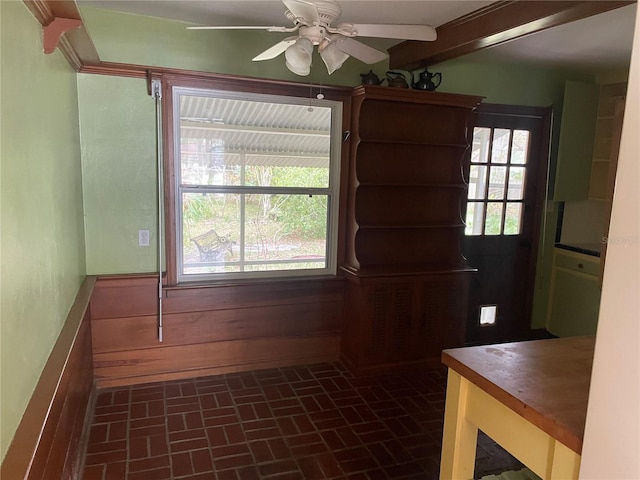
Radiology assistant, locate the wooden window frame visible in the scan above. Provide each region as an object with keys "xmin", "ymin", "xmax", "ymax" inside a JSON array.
[{"xmin": 161, "ymin": 73, "xmax": 352, "ymax": 286}]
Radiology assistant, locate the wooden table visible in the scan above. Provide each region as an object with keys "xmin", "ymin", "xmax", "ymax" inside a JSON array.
[{"xmin": 440, "ymin": 336, "xmax": 595, "ymax": 480}]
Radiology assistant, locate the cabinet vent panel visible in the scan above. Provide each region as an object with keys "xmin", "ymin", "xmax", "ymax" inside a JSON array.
[
  {"xmin": 368, "ymin": 287, "xmax": 390, "ymax": 357},
  {"xmin": 392, "ymin": 285, "xmax": 413, "ymax": 354}
]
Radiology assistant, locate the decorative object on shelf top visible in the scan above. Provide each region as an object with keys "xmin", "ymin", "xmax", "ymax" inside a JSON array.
[
  {"xmin": 385, "ymin": 71, "xmax": 410, "ymax": 88},
  {"xmin": 412, "ymin": 68, "xmax": 442, "ymax": 91},
  {"xmin": 360, "ymin": 70, "xmax": 382, "ymax": 85},
  {"xmin": 186, "ymin": 0, "xmax": 437, "ymax": 76}
]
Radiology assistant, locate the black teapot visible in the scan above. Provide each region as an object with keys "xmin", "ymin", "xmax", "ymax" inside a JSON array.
[
  {"xmin": 360, "ymin": 70, "xmax": 381, "ymax": 85},
  {"xmin": 385, "ymin": 71, "xmax": 410, "ymax": 88},
  {"xmin": 412, "ymin": 68, "xmax": 442, "ymax": 91}
]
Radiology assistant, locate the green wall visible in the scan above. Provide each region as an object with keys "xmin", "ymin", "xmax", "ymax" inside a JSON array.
[
  {"xmin": 80, "ymin": 6, "xmax": 385, "ymax": 86},
  {"xmin": 77, "ymin": 8, "xmax": 599, "ymax": 322},
  {"xmin": 0, "ymin": 1, "xmax": 86, "ymax": 461},
  {"xmin": 78, "ymin": 75, "xmax": 158, "ymax": 273}
]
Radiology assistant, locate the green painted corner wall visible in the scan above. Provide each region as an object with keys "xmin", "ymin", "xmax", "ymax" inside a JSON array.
[
  {"xmin": 78, "ymin": 75, "xmax": 158, "ymax": 274},
  {"xmin": 80, "ymin": 6, "xmax": 385, "ymax": 86},
  {"xmin": 77, "ymin": 8, "xmax": 604, "ymax": 324},
  {"xmin": 0, "ymin": 1, "xmax": 86, "ymax": 461}
]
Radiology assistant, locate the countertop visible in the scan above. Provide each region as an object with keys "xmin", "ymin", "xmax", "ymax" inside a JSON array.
[
  {"xmin": 442, "ymin": 336, "xmax": 595, "ymax": 454},
  {"xmin": 555, "ymin": 242, "xmax": 601, "ymax": 257}
]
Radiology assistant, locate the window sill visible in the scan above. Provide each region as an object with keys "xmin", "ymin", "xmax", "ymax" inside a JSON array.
[{"xmin": 163, "ymin": 274, "xmax": 345, "ymax": 296}]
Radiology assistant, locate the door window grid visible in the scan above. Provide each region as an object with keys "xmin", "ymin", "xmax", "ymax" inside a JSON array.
[{"xmin": 466, "ymin": 127, "xmax": 529, "ymax": 236}]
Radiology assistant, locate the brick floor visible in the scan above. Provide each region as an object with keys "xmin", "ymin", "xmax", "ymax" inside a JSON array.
[{"xmin": 82, "ymin": 363, "xmax": 522, "ymax": 479}]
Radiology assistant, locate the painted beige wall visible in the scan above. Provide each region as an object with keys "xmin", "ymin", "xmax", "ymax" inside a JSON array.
[
  {"xmin": 0, "ymin": 1, "xmax": 86, "ymax": 461},
  {"xmin": 580, "ymin": 6, "xmax": 640, "ymax": 478}
]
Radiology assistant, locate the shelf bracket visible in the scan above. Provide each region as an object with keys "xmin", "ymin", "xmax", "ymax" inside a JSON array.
[{"xmin": 43, "ymin": 17, "xmax": 83, "ymax": 54}]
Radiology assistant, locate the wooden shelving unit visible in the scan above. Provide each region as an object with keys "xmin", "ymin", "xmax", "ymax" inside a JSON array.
[
  {"xmin": 589, "ymin": 82, "xmax": 626, "ymax": 200},
  {"xmin": 340, "ymin": 86, "xmax": 483, "ymax": 374}
]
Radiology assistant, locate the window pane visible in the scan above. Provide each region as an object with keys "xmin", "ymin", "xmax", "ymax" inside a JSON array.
[
  {"xmin": 471, "ymin": 127, "xmax": 491, "ymax": 164},
  {"xmin": 491, "ymin": 129, "xmax": 511, "ymax": 164},
  {"xmin": 507, "ymin": 166, "xmax": 526, "ymax": 200},
  {"xmin": 244, "ymin": 193, "xmax": 327, "ymax": 265},
  {"xmin": 182, "ymin": 193, "xmax": 241, "ymax": 275},
  {"xmin": 465, "ymin": 202, "xmax": 485, "ymax": 236},
  {"xmin": 179, "ymin": 95, "xmax": 331, "ymax": 187},
  {"xmin": 485, "ymin": 203, "xmax": 503, "ymax": 235},
  {"xmin": 468, "ymin": 165, "xmax": 487, "ymax": 200},
  {"xmin": 488, "ymin": 166, "xmax": 507, "ymax": 199},
  {"xmin": 181, "ymin": 139, "xmax": 242, "ymax": 186},
  {"xmin": 511, "ymin": 130, "xmax": 530, "ymax": 164},
  {"xmin": 504, "ymin": 203, "xmax": 522, "ymax": 235},
  {"xmin": 245, "ymin": 165, "xmax": 329, "ymax": 188},
  {"xmin": 181, "ymin": 192, "xmax": 328, "ymax": 276}
]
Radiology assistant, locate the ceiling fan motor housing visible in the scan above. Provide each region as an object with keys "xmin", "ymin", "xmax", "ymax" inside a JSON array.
[{"xmin": 285, "ymin": 0, "xmax": 342, "ymax": 27}]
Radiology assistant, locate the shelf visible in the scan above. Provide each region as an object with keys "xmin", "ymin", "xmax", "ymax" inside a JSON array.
[
  {"xmin": 356, "ymin": 224, "xmax": 465, "ymax": 230},
  {"xmin": 355, "ymin": 183, "xmax": 466, "ymax": 189},
  {"xmin": 340, "ymin": 263, "xmax": 477, "ymax": 279},
  {"xmin": 355, "ymin": 139, "xmax": 469, "ymax": 148}
]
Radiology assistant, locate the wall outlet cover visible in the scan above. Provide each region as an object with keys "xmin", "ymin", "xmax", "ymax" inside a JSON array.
[{"xmin": 138, "ymin": 229, "xmax": 150, "ymax": 247}]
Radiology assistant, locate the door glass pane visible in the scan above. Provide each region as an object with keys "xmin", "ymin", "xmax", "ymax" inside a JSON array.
[
  {"xmin": 485, "ymin": 203, "xmax": 503, "ymax": 235},
  {"xmin": 511, "ymin": 130, "xmax": 530, "ymax": 164},
  {"xmin": 504, "ymin": 202, "xmax": 522, "ymax": 235},
  {"xmin": 488, "ymin": 166, "xmax": 507, "ymax": 199},
  {"xmin": 468, "ymin": 165, "xmax": 488, "ymax": 200},
  {"xmin": 471, "ymin": 127, "xmax": 491, "ymax": 164},
  {"xmin": 491, "ymin": 129, "xmax": 511, "ymax": 164},
  {"xmin": 465, "ymin": 202, "xmax": 484, "ymax": 236},
  {"xmin": 507, "ymin": 166, "xmax": 526, "ymax": 200}
]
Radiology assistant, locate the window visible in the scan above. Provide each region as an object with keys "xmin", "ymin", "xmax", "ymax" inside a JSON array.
[
  {"xmin": 465, "ymin": 127, "xmax": 529, "ymax": 236},
  {"xmin": 171, "ymin": 87, "xmax": 342, "ymax": 282}
]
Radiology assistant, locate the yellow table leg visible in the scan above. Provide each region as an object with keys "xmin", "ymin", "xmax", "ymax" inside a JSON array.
[
  {"xmin": 440, "ymin": 369, "xmax": 479, "ymax": 480},
  {"xmin": 548, "ymin": 441, "xmax": 581, "ymax": 480}
]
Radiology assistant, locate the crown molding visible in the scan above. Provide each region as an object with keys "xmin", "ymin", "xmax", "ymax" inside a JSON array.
[{"xmin": 23, "ymin": 0, "xmax": 100, "ymax": 71}]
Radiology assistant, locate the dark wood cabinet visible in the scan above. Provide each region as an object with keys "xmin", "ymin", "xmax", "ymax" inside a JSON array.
[{"xmin": 340, "ymin": 86, "xmax": 483, "ymax": 374}]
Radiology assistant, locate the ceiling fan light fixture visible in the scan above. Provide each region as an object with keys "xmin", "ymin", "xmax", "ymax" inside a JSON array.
[
  {"xmin": 285, "ymin": 37, "xmax": 313, "ymax": 76},
  {"xmin": 319, "ymin": 39, "xmax": 349, "ymax": 74}
]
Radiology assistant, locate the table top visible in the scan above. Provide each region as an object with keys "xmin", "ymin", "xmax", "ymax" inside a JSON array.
[{"xmin": 442, "ymin": 336, "xmax": 595, "ymax": 454}]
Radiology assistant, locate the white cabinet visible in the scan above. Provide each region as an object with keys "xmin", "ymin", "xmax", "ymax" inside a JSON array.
[{"xmin": 546, "ymin": 248, "xmax": 601, "ymax": 337}]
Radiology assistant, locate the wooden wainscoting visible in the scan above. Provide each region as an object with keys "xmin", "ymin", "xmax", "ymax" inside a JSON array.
[
  {"xmin": 91, "ymin": 275, "xmax": 345, "ymax": 387},
  {"xmin": 1, "ymin": 276, "xmax": 96, "ymax": 480}
]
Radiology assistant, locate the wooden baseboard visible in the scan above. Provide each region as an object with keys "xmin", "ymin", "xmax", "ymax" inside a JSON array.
[
  {"xmin": 95, "ymin": 335, "xmax": 341, "ymax": 388},
  {"xmin": 1, "ymin": 276, "xmax": 97, "ymax": 480}
]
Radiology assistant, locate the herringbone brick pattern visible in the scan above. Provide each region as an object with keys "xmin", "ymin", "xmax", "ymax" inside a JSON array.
[{"xmin": 82, "ymin": 363, "xmax": 522, "ymax": 479}]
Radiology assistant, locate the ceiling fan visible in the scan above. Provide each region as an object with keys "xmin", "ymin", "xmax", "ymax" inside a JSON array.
[{"xmin": 187, "ymin": 0, "xmax": 437, "ymax": 76}]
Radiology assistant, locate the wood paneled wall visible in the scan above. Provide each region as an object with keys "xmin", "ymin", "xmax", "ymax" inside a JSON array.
[
  {"xmin": 91, "ymin": 275, "xmax": 345, "ymax": 387},
  {"xmin": 1, "ymin": 276, "xmax": 96, "ymax": 480}
]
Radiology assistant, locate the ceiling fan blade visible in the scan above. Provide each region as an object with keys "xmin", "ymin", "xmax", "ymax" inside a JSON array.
[
  {"xmin": 333, "ymin": 37, "xmax": 388, "ymax": 64},
  {"xmin": 187, "ymin": 25, "xmax": 291, "ymax": 32},
  {"xmin": 282, "ymin": 0, "xmax": 320, "ymax": 24},
  {"xmin": 252, "ymin": 37, "xmax": 298, "ymax": 61},
  {"xmin": 346, "ymin": 24, "xmax": 437, "ymax": 41}
]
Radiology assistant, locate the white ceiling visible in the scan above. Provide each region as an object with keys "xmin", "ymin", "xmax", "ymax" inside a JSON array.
[{"xmin": 79, "ymin": 0, "xmax": 637, "ymax": 71}]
